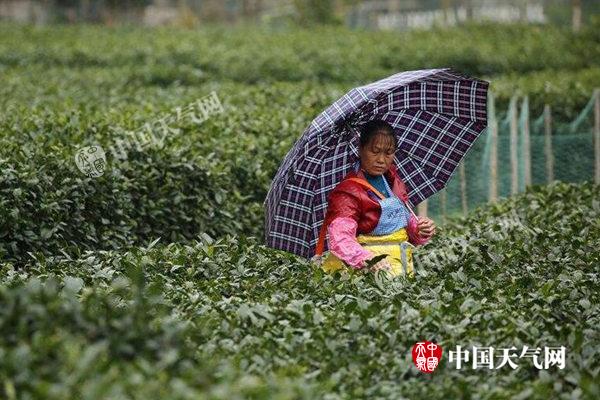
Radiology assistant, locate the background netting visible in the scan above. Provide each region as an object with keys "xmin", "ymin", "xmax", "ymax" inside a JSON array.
[{"xmin": 426, "ymin": 90, "xmax": 599, "ymax": 222}]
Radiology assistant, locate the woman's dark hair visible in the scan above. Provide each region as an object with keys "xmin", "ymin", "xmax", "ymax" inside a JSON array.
[{"xmin": 359, "ymin": 119, "xmax": 397, "ymax": 149}]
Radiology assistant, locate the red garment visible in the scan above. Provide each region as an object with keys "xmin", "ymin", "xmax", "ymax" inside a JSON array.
[{"xmin": 323, "ymin": 164, "xmax": 427, "ymax": 247}]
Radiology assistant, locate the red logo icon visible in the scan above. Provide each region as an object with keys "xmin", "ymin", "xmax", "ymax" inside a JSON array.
[{"xmin": 412, "ymin": 341, "xmax": 442, "ymax": 373}]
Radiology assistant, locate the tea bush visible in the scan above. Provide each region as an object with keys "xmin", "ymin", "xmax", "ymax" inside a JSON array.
[
  {"xmin": 1, "ymin": 21, "xmax": 599, "ymax": 398},
  {"xmin": 1, "ymin": 21, "xmax": 599, "ymax": 83},
  {"xmin": 1, "ymin": 181, "xmax": 598, "ymax": 398},
  {"xmin": 1, "ymin": 74, "xmax": 598, "ymax": 263}
]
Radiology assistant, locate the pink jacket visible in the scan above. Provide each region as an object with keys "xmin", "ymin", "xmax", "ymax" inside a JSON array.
[{"xmin": 325, "ymin": 167, "xmax": 432, "ymax": 269}]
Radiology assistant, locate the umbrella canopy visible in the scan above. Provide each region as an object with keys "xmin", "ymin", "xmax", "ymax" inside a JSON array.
[{"xmin": 264, "ymin": 68, "xmax": 489, "ymax": 259}]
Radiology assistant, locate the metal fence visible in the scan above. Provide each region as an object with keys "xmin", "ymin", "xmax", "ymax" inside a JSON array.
[{"xmin": 420, "ymin": 89, "xmax": 600, "ymax": 223}]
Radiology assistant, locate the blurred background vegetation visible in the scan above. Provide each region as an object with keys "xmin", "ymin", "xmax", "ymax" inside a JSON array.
[
  {"xmin": 1, "ymin": 0, "xmax": 599, "ymax": 30},
  {"xmin": 1, "ymin": 0, "xmax": 599, "ymax": 255}
]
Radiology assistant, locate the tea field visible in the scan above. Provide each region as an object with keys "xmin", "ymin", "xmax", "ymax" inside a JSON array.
[{"xmin": 1, "ymin": 21, "xmax": 599, "ymax": 399}]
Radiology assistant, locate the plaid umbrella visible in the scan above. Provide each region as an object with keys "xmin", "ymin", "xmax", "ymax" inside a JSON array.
[{"xmin": 264, "ymin": 68, "xmax": 489, "ymax": 259}]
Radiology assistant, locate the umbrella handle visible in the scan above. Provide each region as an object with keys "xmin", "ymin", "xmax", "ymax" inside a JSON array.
[{"xmin": 403, "ymin": 198, "xmax": 419, "ymax": 220}]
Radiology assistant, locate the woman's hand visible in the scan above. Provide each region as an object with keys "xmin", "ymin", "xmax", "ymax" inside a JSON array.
[{"xmin": 417, "ymin": 216, "xmax": 436, "ymax": 238}]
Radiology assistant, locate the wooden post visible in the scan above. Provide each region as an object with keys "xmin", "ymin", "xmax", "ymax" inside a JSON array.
[
  {"xmin": 460, "ymin": 161, "xmax": 468, "ymax": 214},
  {"xmin": 522, "ymin": 96, "xmax": 532, "ymax": 188},
  {"xmin": 462, "ymin": 0, "xmax": 473, "ymax": 21},
  {"xmin": 595, "ymin": 89, "xmax": 600, "ymax": 185},
  {"xmin": 442, "ymin": 0, "xmax": 451, "ymax": 26},
  {"xmin": 518, "ymin": 1, "xmax": 527, "ymax": 22},
  {"xmin": 510, "ymin": 96, "xmax": 519, "ymax": 195},
  {"xmin": 544, "ymin": 104, "xmax": 554, "ymax": 183},
  {"xmin": 489, "ymin": 92, "xmax": 498, "ymax": 202},
  {"xmin": 440, "ymin": 189, "xmax": 447, "ymax": 224},
  {"xmin": 572, "ymin": 0, "xmax": 582, "ymax": 33}
]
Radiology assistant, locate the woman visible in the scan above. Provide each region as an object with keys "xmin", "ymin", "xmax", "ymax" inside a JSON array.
[{"xmin": 314, "ymin": 119, "xmax": 436, "ymax": 277}]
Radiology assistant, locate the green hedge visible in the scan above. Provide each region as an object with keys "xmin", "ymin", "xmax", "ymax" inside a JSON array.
[
  {"xmin": 1, "ymin": 21, "xmax": 599, "ymax": 83},
  {"xmin": 489, "ymin": 67, "xmax": 600, "ymax": 120},
  {"xmin": 0, "ymin": 273, "xmax": 321, "ymax": 399},
  {"xmin": 1, "ymin": 71, "xmax": 598, "ymax": 264},
  {"xmin": 0, "ymin": 144, "xmax": 248, "ymax": 263},
  {"xmin": 1, "ymin": 181, "xmax": 598, "ymax": 398},
  {"xmin": 0, "ymin": 80, "xmax": 328, "ymax": 263}
]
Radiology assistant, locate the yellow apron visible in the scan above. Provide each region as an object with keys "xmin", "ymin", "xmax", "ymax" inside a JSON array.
[{"xmin": 321, "ymin": 227, "xmax": 415, "ymax": 278}]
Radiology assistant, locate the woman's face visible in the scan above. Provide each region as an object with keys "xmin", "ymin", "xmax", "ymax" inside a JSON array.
[{"xmin": 359, "ymin": 132, "xmax": 396, "ymax": 176}]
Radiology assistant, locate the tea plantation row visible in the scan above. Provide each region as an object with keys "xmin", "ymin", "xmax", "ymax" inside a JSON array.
[
  {"xmin": 1, "ymin": 181, "xmax": 598, "ymax": 399},
  {"xmin": 2, "ymin": 20, "xmax": 600, "ymax": 118},
  {"xmin": 1, "ymin": 21, "xmax": 599, "ymax": 83},
  {"xmin": 1, "ymin": 21, "xmax": 599, "ymax": 398},
  {"xmin": 2, "ymin": 73, "xmax": 599, "ymax": 264}
]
